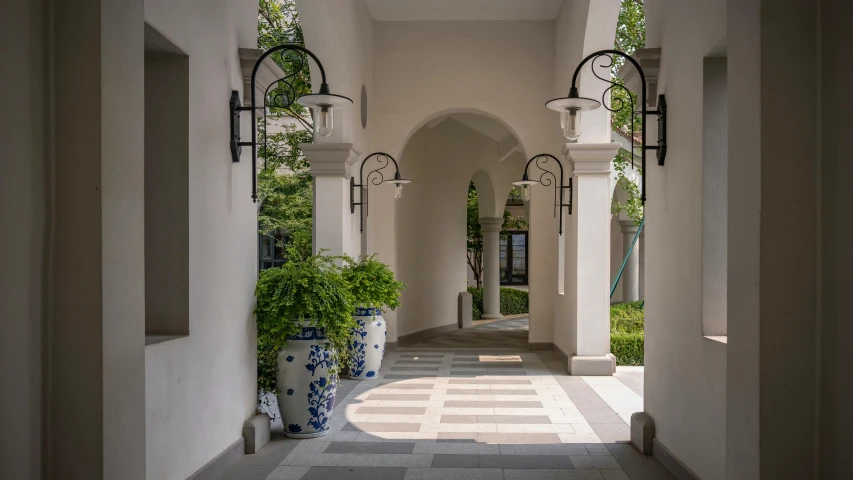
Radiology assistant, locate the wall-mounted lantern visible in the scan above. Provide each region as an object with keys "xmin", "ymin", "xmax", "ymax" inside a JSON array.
[
  {"xmin": 546, "ymin": 49, "xmax": 667, "ymax": 203},
  {"xmin": 230, "ymin": 44, "xmax": 353, "ymax": 202},
  {"xmin": 350, "ymin": 152, "xmax": 411, "ymax": 233},
  {"xmin": 513, "ymin": 154, "xmax": 572, "ymax": 235}
]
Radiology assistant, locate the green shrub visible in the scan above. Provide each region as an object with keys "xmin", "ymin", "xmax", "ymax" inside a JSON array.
[
  {"xmin": 610, "ymin": 332, "xmax": 644, "ymax": 366},
  {"xmin": 342, "ymin": 254, "xmax": 406, "ymax": 310},
  {"xmin": 610, "ymin": 300, "xmax": 644, "ymax": 334},
  {"xmin": 609, "ymin": 301, "xmax": 644, "ymax": 365},
  {"xmin": 466, "ymin": 287, "xmax": 529, "ymax": 320}
]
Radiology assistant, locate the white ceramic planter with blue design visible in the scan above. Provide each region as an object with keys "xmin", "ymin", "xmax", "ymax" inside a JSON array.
[
  {"xmin": 276, "ymin": 324, "xmax": 337, "ymax": 438},
  {"xmin": 347, "ymin": 307, "xmax": 386, "ymax": 380}
]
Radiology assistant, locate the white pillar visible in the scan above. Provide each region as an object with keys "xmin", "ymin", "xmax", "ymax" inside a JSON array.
[
  {"xmin": 619, "ymin": 220, "xmax": 640, "ymax": 302},
  {"xmin": 564, "ymin": 143, "xmax": 622, "ymax": 375},
  {"xmin": 302, "ymin": 143, "xmax": 362, "ymax": 258},
  {"xmin": 480, "ymin": 217, "xmax": 504, "ymax": 320}
]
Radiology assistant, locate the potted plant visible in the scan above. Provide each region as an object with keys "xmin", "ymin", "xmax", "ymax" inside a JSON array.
[
  {"xmin": 342, "ymin": 254, "xmax": 406, "ymax": 380},
  {"xmin": 255, "ymin": 250, "xmax": 355, "ymax": 438}
]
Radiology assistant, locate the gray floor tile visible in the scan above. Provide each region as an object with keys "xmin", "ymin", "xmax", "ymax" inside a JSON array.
[
  {"xmin": 445, "ymin": 389, "xmax": 479, "ymax": 395},
  {"xmin": 215, "ymin": 465, "xmax": 276, "ymax": 480},
  {"xmin": 325, "ymin": 442, "xmax": 415, "ymax": 454},
  {"xmin": 300, "ymin": 466, "xmax": 407, "ymax": 480},
  {"xmin": 478, "ymin": 454, "xmax": 575, "ymax": 469},
  {"xmin": 442, "ymin": 401, "xmax": 478, "ymax": 408},
  {"xmin": 504, "ymin": 469, "xmax": 605, "ymax": 480},
  {"xmin": 451, "ymin": 363, "xmax": 523, "ymax": 368},
  {"xmin": 499, "ymin": 443, "xmax": 588, "ymax": 456},
  {"xmin": 396, "ymin": 360, "xmax": 443, "ymax": 364},
  {"xmin": 440, "ymin": 415, "xmax": 479, "ymax": 423},
  {"xmin": 431, "ymin": 454, "xmax": 479, "ymax": 468},
  {"xmin": 477, "ymin": 415, "xmax": 550, "ymax": 424},
  {"xmin": 482, "ymin": 401, "xmax": 543, "ymax": 408},
  {"xmin": 342, "ymin": 422, "xmax": 422, "ymax": 432},
  {"xmin": 589, "ymin": 423, "xmax": 630, "ymax": 443},
  {"xmin": 569, "ymin": 455, "xmax": 621, "ymax": 469},
  {"xmin": 233, "ymin": 437, "xmax": 300, "ymax": 466},
  {"xmin": 484, "ymin": 389, "xmax": 537, "ymax": 395},
  {"xmin": 477, "ymin": 433, "xmax": 562, "ymax": 444},
  {"xmin": 403, "ymin": 468, "xmax": 504, "ymax": 480},
  {"xmin": 265, "ymin": 466, "xmax": 311, "ymax": 480},
  {"xmin": 367, "ymin": 394, "xmax": 432, "ymax": 401},
  {"xmin": 399, "ymin": 354, "xmax": 445, "ymax": 358},
  {"xmin": 605, "ymin": 443, "xmax": 677, "ymax": 480},
  {"xmin": 355, "ymin": 407, "xmax": 427, "ymax": 415},
  {"xmin": 436, "ymin": 432, "xmax": 479, "ymax": 443},
  {"xmin": 384, "ymin": 375, "xmax": 438, "ymax": 379}
]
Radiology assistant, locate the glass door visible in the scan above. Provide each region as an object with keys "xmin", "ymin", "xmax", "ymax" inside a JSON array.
[{"xmin": 500, "ymin": 232, "xmax": 528, "ymax": 285}]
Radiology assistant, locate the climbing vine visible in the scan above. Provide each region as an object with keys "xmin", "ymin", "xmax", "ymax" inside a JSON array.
[{"xmin": 611, "ymin": 150, "xmax": 644, "ymax": 225}]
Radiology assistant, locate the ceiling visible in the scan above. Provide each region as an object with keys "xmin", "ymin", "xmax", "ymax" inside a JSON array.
[{"xmin": 364, "ymin": 0, "xmax": 564, "ymax": 22}]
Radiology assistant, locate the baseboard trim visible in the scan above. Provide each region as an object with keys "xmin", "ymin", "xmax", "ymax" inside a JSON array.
[
  {"xmin": 652, "ymin": 438, "xmax": 701, "ymax": 480},
  {"xmin": 398, "ymin": 323, "xmax": 459, "ymax": 345},
  {"xmin": 553, "ymin": 344, "xmax": 570, "ymax": 366},
  {"xmin": 186, "ymin": 437, "xmax": 244, "ymax": 480}
]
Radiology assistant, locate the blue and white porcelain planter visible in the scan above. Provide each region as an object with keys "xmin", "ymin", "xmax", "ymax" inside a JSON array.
[
  {"xmin": 348, "ymin": 307, "xmax": 387, "ymax": 380},
  {"xmin": 276, "ymin": 324, "xmax": 337, "ymax": 438}
]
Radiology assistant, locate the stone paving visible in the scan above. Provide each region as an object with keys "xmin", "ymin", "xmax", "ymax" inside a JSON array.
[{"xmin": 219, "ymin": 318, "xmax": 674, "ymax": 480}]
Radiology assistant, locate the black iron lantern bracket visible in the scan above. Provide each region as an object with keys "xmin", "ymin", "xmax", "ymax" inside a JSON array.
[
  {"xmin": 513, "ymin": 154, "xmax": 573, "ymax": 236},
  {"xmin": 350, "ymin": 152, "xmax": 411, "ymax": 233},
  {"xmin": 229, "ymin": 44, "xmax": 352, "ymax": 202},
  {"xmin": 546, "ymin": 49, "xmax": 667, "ymax": 204}
]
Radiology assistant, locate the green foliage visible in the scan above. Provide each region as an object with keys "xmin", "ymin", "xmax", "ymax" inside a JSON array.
[
  {"xmin": 466, "ymin": 183, "xmax": 528, "ymax": 288},
  {"xmin": 255, "ymin": 250, "xmax": 356, "ymax": 393},
  {"xmin": 342, "ymin": 254, "xmax": 406, "ymax": 310},
  {"xmin": 611, "ymin": 150, "xmax": 644, "ymax": 224},
  {"xmin": 466, "ymin": 287, "xmax": 529, "ymax": 320},
  {"xmin": 610, "ymin": 332, "xmax": 645, "ymax": 366},
  {"xmin": 610, "ymin": 0, "xmax": 646, "ymax": 224},
  {"xmin": 610, "ymin": 300, "xmax": 644, "ymax": 365},
  {"xmin": 257, "ymin": 0, "xmax": 314, "ymax": 255}
]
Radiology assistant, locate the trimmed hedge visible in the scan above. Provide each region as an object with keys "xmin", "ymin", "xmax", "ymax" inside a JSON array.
[
  {"xmin": 467, "ymin": 286, "xmax": 529, "ymax": 320},
  {"xmin": 610, "ymin": 301, "xmax": 644, "ymax": 366}
]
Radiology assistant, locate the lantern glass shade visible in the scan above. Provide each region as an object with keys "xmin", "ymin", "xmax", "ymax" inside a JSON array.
[
  {"xmin": 561, "ymin": 108, "xmax": 582, "ymax": 142},
  {"xmin": 545, "ymin": 95, "xmax": 601, "ymax": 112},
  {"xmin": 313, "ymin": 105, "xmax": 334, "ymax": 137},
  {"xmin": 298, "ymin": 93, "xmax": 353, "ymax": 138},
  {"xmin": 522, "ymin": 185, "xmax": 531, "ymax": 201}
]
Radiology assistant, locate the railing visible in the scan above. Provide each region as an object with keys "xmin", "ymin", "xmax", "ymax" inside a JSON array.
[{"xmin": 610, "ymin": 217, "xmax": 645, "ymax": 299}]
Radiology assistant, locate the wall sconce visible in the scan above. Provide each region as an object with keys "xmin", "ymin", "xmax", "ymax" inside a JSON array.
[
  {"xmin": 546, "ymin": 49, "xmax": 667, "ymax": 203},
  {"xmin": 230, "ymin": 44, "xmax": 353, "ymax": 202},
  {"xmin": 350, "ymin": 152, "xmax": 411, "ymax": 233},
  {"xmin": 513, "ymin": 154, "xmax": 572, "ymax": 235}
]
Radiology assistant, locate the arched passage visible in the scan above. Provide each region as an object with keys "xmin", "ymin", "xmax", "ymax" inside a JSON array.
[{"xmin": 393, "ymin": 112, "xmax": 526, "ymax": 340}]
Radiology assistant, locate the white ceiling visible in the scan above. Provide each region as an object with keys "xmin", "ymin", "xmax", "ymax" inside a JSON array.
[{"xmin": 365, "ymin": 0, "xmax": 564, "ymax": 21}]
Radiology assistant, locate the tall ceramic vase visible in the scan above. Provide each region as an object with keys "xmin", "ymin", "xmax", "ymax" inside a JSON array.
[
  {"xmin": 276, "ymin": 324, "xmax": 337, "ymax": 438},
  {"xmin": 347, "ymin": 307, "xmax": 387, "ymax": 380}
]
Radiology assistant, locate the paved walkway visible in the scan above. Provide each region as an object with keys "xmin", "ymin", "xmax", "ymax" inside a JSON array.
[{"xmin": 219, "ymin": 318, "xmax": 673, "ymax": 480}]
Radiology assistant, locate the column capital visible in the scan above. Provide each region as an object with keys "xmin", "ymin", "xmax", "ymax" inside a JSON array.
[
  {"xmin": 301, "ymin": 143, "xmax": 361, "ymax": 178},
  {"xmin": 619, "ymin": 219, "xmax": 640, "ymax": 235},
  {"xmin": 563, "ymin": 142, "xmax": 622, "ymax": 175},
  {"xmin": 479, "ymin": 217, "xmax": 504, "ymax": 233}
]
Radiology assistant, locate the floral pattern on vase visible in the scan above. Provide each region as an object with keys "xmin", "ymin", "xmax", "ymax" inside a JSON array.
[
  {"xmin": 276, "ymin": 324, "xmax": 338, "ymax": 438},
  {"xmin": 347, "ymin": 308, "xmax": 386, "ymax": 380}
]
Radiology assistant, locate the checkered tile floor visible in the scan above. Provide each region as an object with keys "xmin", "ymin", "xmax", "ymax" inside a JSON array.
[{"xmin": 219, "ymin": 318, "xmax": 673, "ymax": 480}]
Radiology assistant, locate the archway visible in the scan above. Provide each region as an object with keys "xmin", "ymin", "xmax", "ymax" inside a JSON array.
[{"xmin": 393, "ymin": 111, "xmax": 528, "ymax": 344}]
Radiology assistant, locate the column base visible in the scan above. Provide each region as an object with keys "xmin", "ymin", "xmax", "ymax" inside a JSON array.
[
  {"xmin": 569, "ymin": 355, "xmax": 615, "ymax": 376},
  {"xmin": 481, "ymin": 313, "xmax": 504, "ymax": 320}
]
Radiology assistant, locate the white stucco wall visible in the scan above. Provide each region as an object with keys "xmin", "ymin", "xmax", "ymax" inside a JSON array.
[
  {"xmin": 395, "ymin": 119, "xmax": 525, "ymax": 336},
  {"xmin": 643, "ymin": 0, "xmax": 728, "ymax": 478},
  {"xmin": 142, "ymin": 1, "xmax": 259, "ymax": 478},
  {"xmin": 368, "ymin": 19, "xmax": 562, "ymax": 342}
]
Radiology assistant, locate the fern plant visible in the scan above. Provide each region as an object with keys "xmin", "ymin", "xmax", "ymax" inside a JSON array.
[
  {"xmin": 255, "ymin": 249, "xmax": 356, "ymax": 386},
  {"xmin": 342, "ymin": 254, "xmax": 406, "ymax": 310}
]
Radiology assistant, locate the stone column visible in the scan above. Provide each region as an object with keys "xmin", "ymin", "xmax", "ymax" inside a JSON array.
[
  {"xmin": 619, "ymin": 220, "xmax": 640, "ymax": 302},
  {"xmin": 301, "ymin": 143, "xmax": 362, "ymax": 257},
  {"xmin": 564, "ymin": 143, "xmax": 622, "ymax": 375},
  {"xmin": 479, "ymin": 217, "xmax": 504, "ymax": 320}
]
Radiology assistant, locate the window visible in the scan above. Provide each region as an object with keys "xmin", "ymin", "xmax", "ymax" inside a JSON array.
[
  {"xmin": 500, "ymin": 232, "xmax": 528, "ymax": 285},
  {"xmin": 259, "ymin": 229, "xmax": 290, "ymax": 270}
]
